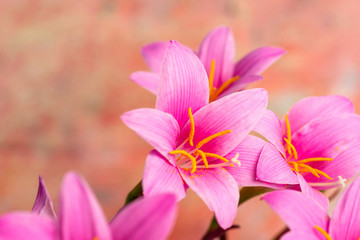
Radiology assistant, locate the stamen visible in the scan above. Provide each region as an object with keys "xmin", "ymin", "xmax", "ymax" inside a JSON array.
[
  {"xmin": 288, "ymin": 161, "xmax": 299, "ymax": 172},
  {"xmin": 210, "ymin": 76, "xmax": 240, "ymax": 101},
  {"xmin": 209, "ymin": 59, "xmax": 216, "ymax": 96},
  {"xmin": 196, "ymin": 162, "xmax": 232, "ymax": 169},
  {"xmin": 203, "ymin": 152, "xmax": 229, "ymax": 162},
  {"xmin": 314, "ymin": 225, "xmax": 332, "ymax": 240},
  {"xmin": 170, "ymin": 150, "xmax": 197, "ymax": 173},
  {"xmin": 196, "ymin": 130, "xmax": 232, "ymax": 149},
  {"xmin": 284, "ymin": 114, "xmax": 292, "ymax": 155},
  {"xmin": 313, "ymin": 169, "xmax": 333, "ymax": 180},
  {"xmin": 298, "ymin": 164, "xmax": 320, "ymax": 178},
  {"xmin": 188, "ymin": 108, "xmax": 195, "ymax": 146},
  {"xmin": 194, "ymin": 150, "xmax": 209, "ymax": 168},
  {"xmin": 283, "ymin": 138, "xmax": 298, "ymax": 159},
  {"xmin": 296, "ymin": 157, "xmax": 333, "ymax": 164}
]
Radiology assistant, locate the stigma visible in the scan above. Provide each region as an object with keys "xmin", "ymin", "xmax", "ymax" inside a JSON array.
[{"xmin": 169, "ymin": 108, "xmax": 240, "ymax": 174}]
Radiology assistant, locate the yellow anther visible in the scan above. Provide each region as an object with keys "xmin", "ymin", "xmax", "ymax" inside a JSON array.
[
  {"xmin": 209, "ymin": 59, "xmax": 216, "ymax": 96},
  {"xmin": 188, "ymin": 108, "xmax": 195, "ymax": 146},
  {"xmin": 210, "ymin": 76, "xmax": 240, "ymax": 102},
  {"xmin": 298, "ymin": 164, "xmax": 320, "ymax": 178},
  {"xmin": 203, "ymin": 152, "xmax": 229, "ymax": 162},
  {"xmin": 288, "ymin": 161, "xmax": 299, "ymax": 172},
  {"xmin": 93, "ymin": 237, "xmax": 100, "ymax": 240},
  {"xmin": 313, "ymin": 169, "xmax": 333, "ymax": 180},
  {"xmin": 283, "ymin": 138, "xmax": 298, "ymax": 159},
  {"xmin": 314, "ymin": 226, "xmax": 332, "ymax": 240},
  {"xmin": 195, "ymin": 150, "xmax": 209, "ymax": 168},
  {"xmin": 296, "ymin": 158, "xmax": 333, "ymax": 164},
  {"xmin": 196, "ymin": 130, "xmax": 232, "ymax": 149},
  {"xmin": 170, "ymin": 150, "xmax": 197, "ymax": 173},
  {"xmin": 284, "ymin": 114, "xmax": 292, "ymax": 155}
]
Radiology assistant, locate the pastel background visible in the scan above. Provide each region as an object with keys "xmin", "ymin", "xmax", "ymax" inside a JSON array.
[{"xmin": 1, "ymin": 0, "xmax": 359, "ymax": 239}]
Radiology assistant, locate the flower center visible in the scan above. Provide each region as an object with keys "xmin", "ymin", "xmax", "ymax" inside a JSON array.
[
  {"xmin": 314, "ymin": 225, "xmax": 332, "ymax": 240},
  {"xmin": 283, "ymin": 114, "xmax": 334, "ymax": 180},
  {"xmin": 169, "ymin": 108, "xmax": 240, "ymax": 174},
  {"xmin": 208, "ymin": 59, "xmax": 240, "ymax": 102}
]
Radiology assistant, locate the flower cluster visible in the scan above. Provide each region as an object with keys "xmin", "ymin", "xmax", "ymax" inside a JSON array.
[{"xmin": 1, "ymin": 26, "xmax": 360, "ymax": 240}]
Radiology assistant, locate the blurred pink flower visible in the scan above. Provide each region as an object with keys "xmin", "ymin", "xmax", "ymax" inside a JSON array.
[
  {"xmin": 232, "ymin": 95, "xmax": 360, "ymax": 202},
  {"xmin": 0, "ymin": 172, "xmax": 178, "ymax": 240},
  {"xmin": 122, "ymin": 40, "xmax": 268, "ymax": 229},
  {"xmin": 253, "ymin": 96, "xmax": 360, "ymax": 190},
  {"xmin": 131, "ymin": 26, "xmax": 285, "ymax": 101},
  {"xmin": 263, "ymin": 175, "xmax": 360, "ymax": 240}
]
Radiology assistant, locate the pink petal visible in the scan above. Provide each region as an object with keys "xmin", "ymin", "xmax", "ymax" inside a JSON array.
[
  {"xmin": 197, "ymin": 26, "xmax": 235, "ymax": 88},
  {"xmin": 253, "ymin": 109, "xmax": 285, "ymax": 155},
  {"xmin": 130, "ymin": 71, "xmax": 159, "ymax": 94},
  {"xmin": 293, "ymin": 114, "xmax": 360, "ymax": 170},
  {"xmin": 297, "ymin": 174, "xmax": 329, "ymax": 211},
  {"xmin": 178, "ymin": 88, "xmax": 268, "ymax": 157},
  {"xmin": 263, "ymin": 190, "xmax": 329, "ymax": 235},
  {"xmin": 110, "ymin": 194, "xmax": 177, "ymax": 240},
  {"xmin": 287, "ymin": 95, "xmax": 355, "ymax": 134},
  {"xmin": 281, "ymin": 231, "xmax": 320, "ymax": 240},
  {"xmin": 180, "ymin": 167, "xmax": 239, "ymax": 229},
  {"xmin": 316, "ymin": 137, "xmax": 360, "ymax": 188},
  {"xmin": 0, "ymin": 212, "xmax": 56, "ymax": 240},
  {"xmin": 143, "ymin": 150, "xmax": 187, "ymax": 201},
  {"xmin": 224, "ymin": 136, "xmax": 283, "ymax": 188},
  {"xmin": 329, "ymin": 175, "xmax": 360, "ymax": 239},
  {"xmin": 59, "ymin": 172, "xmax": 111, "ymax": 240},
  {"xmin": 32, "ymin": 176, "xmax": 56, "ymax": 218},
  {"xmin": 217, "ymin": 75, "xmax": 263, "ymax": 98},
  {"xmin": 141, "ymin": 41, "xmax": 168, "ymax": 72},
  {"xmin": 233, "ymin": 46, "xmax": 286, "ymax": 77},
  {"xmin": 256, "ymin": 143, "xmax": 298, "ymax": 184},
  {"xmin": 156, "ymin": 40, "xmax": 209, "ymax": 128},
  {"xmin": 121, "ymin": 108, "xmax": 179, "ymax": 159}
]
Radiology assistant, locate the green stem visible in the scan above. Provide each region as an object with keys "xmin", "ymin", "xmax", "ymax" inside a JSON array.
[
  {"xmin": 125, "ymin": 180, "xmax": 143, "ymax": 205},
  {"xmin": 202, "ymin": 187, "xmax": 272, "ymax": 240}
]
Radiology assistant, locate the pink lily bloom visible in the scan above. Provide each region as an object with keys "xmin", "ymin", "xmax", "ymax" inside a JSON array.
[
  {"xmin": 0, "ymin": 172, "xmax": 178, "ymax": 240},
  {"xmin": 122, "ymin": 40, "xmax": 268, "ymax": 229},
  {"xmin": 131, "ymin": 26, "xmax": 285, "ymax": 101},
  {"xmin": 263, "ymin": 175, "xmax": 360, "ymax": 240},
  {"xmin": 246, "ymin": 95, "xmax": 360, "ymax": 193}
]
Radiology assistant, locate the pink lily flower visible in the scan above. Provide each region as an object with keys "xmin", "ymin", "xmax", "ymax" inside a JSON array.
[
  {"xmin": 131, "ymin": 26, "xmax": 285, "ymax": 101},
  {"xmin": 0, "ymin": 172, "xmax": 178, "ymax": 240},
  {"xmin": 243, "ymin": 95, "xmax": 360, "ymax": 194},
  {"xmin": 263, "ymin": 175, "xmax": 360, "ymax": 240},
  {"xmin": 122, "ymin": 40, "xmax": 268, "ymax": 229}
]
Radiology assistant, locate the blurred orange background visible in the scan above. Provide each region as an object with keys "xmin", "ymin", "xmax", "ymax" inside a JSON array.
[{"xmin": 1, "ymin": 0, "xmax": 359, "ymax": 239}]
